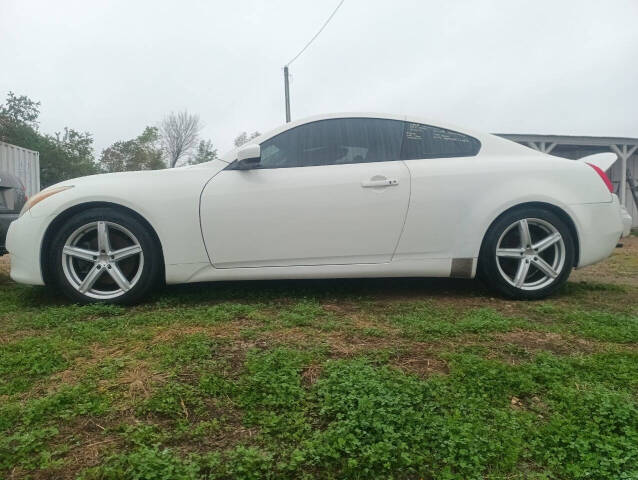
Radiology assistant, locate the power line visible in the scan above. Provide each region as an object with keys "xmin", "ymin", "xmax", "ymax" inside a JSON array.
[
  {"xmin": 286, "ymin": 0, "xmax": 346, "ymax": 67},
  {"xmin": 283, "ymin": 0, "xmax": 345, "ymax": 122}
]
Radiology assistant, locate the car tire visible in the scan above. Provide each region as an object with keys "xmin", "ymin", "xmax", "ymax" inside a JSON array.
[
  {"xmin": 478, "ymin": 207, "xmax": 575, "ymax": 300},
  {"xmin": 47, "ymin": 207, "xmax": 161, "ymax": 304}
]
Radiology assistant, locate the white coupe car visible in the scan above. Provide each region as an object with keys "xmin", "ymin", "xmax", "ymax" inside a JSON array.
[{"xmin": 6, "ymin": 113, "xmax": 630, "ymax": 304}]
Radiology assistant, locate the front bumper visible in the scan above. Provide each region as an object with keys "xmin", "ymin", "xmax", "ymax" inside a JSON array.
[{"xmin": 5, "ymin": 212, "xmax": 47, "ymax": 285}]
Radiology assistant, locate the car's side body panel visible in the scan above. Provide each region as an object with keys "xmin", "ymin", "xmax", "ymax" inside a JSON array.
[
  {"xmin": 395, "ymin": 152, "xmax": 613, "ymax": 265},
  {"xmin": 200, "ymin": 161, "xmax": 411, "ymax": 268}
]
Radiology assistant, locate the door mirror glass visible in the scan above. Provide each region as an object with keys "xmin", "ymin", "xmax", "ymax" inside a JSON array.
[{"xmin": 235, "ymin": 144, "xmax": 261, "ymax": 170}]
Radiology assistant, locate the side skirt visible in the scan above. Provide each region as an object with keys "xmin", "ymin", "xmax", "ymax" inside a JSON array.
[{"xmin": 165, "ymin": 258, "xmax": 474, "ymax": 284}]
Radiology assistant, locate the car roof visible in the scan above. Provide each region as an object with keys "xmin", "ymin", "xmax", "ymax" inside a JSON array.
[{"xmin": 265, "ymin": 112, "xmax": 480, "ymax": 139}]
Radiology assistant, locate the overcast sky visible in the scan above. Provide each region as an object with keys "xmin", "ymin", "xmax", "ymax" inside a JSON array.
[{"xmin": 1, "ymin": 0, "xmax": 637, "ymax": 158}]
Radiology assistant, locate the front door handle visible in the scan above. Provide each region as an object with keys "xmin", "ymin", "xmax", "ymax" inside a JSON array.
[{"xmin": 361, "ymin": 177, "xmax": 399, "ymax": 188}]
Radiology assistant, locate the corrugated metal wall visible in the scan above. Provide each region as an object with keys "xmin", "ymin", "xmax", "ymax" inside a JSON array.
[
  {"xmin": 0, "ymin": 141, "xmax": 40, "ymax": 197},
  {"xmin": 609, "ymin": 153, "xmax": 638, "ymax": 226}
]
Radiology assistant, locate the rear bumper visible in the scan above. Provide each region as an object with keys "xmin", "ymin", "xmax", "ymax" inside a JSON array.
[
  {"xmin": 572, "ymin": 194, "xmax": 625, "ymax": 268},
  {"xmin": 5, "ymin": 212, "xmax": 47, "ymax": 285}
]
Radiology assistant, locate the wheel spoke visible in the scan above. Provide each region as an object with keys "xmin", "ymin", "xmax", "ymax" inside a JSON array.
[
  {"xmin": 107, "ymin": 264, "xmax": 131, "ymax": 292},
  {"xmin": 533, "ymin": 232, "xmax": 561, "ymax": 253},
  {"xmin": 97, "ymin": 221, "xmax": 111, "ymax": 253},
  {"xmin": 63, "ymin": 246, "xmax": 98, "ymax": 262},
  {"xmin": 496, "ymin": 248, "xmax": 524, "ymax": 258},
  {"xmin": 531, "ymin": 256, "xmax": 558, "ymax": 279},
  {"xmin": 111, "ymin": 245, "xmax": 142, "ymax": 262},
  {"xmin": 78, "ymin": 265, "xmax": 104, "ymax": 293},
  {"xmin": 518, "ymin": 219, "xmax": 532, "ymax": 248},
  {"xmin": 513, "ymin": 259, "xmax": 531, "ymax": 287}
]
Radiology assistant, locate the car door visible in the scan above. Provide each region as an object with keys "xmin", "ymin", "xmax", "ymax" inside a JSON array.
[{"xmin": 200, "ymin": 117, "xmax": 410, "ymax": 268}]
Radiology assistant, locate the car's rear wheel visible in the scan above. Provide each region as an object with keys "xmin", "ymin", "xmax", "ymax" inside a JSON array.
[
  {"xmin": 478, "ymin": 207, "xmax": 575, "ymax": 299},
  {"xmin": 48, "ymin": 207, "xmax": 161, "ymax": 304}
]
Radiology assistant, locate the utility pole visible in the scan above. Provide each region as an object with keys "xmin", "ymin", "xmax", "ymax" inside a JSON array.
[
  {"xmin": 281, "ymin": 0, "xmax": 345, "ymax": 124},
  {"xmin": 284, "ymin": 66, "xmax": 291, "ymax": 123}
]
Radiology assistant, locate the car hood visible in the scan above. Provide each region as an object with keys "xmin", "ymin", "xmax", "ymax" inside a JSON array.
[{"xmin": 45, "ymin": 160, "xmax": 228, "ymax": 191}]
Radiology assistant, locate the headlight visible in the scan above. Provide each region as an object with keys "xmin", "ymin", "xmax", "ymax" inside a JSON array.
[{"xmin": 19, "ymin": 186, "xmax": 74, "ymax": 217}]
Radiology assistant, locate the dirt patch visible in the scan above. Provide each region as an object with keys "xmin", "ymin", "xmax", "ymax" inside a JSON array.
[
  {"xmin": 0, "ymin": 255, "xmax": 10, "ymax": 277},
  {"xmin": 0, "ymin": 327, "xmax": 42, "ymax": 344},
  {"xmin": 150, "ymin": 319, "xmax": 261, "ymax": 344},
  {"xmin": 117, "ymin": 361, "xmax": 163, "ymax": 403},
  {"xmin": 350, "ymin": 313, "xmax": 401, "ymax": 335},
  {"xmin": 301, "ymin": 363, "xmax": 323, "ymax": 386},
  {"xmin": 151, "ymin": 325, "xmax": 216, "ymax": 343},
  {"xmin": 15, "ymin": 415, "xmax": 125, "ymax": 480},
  {"xmin": 391, "ymin": 349, "xmax": 450, "ymax": 377},
  {"xmin": 494, "ymin": 330, "xmax": 599, "ymax": 355},
  {"xmin": 321, "ymin": 301, "xmax": 361, "ymax": 316},
  {"xmin": 257, "ymin": 324, "xmax": 407, "ymax": 359},
  {"xmin": 329, "ymin": 334, "xmax": 402, "ymax": 357},
  {"xmin": 259, "ymin": 326, "xmax": 313, "ymax": 347},
  {"xmin": 57, "ymin": 428, "xmax": 121, "ymax": 479}
]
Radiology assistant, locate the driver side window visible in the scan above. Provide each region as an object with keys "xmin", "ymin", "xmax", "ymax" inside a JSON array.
[{"xmin": 258, "ymin": 118, "xmax": 403, "ymax": 169}]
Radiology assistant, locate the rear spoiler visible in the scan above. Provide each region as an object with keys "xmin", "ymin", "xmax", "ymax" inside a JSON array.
[{"xmin": 577, "ymin": 152, "xmax": 617, "ymax": 171}]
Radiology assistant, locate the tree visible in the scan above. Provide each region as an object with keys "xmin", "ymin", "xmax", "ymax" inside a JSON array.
[
  {"xmin": 39, "ymin": 128, "xmax": 98, "ymax": 186},
  {"xmin": 0, "ymin": 91, "xmax": 40, "ymax": 129},
  {"xmin": 186, "ymin": 139, "xmax": 218, "ymax": 165},
  {"xmin": 234, "ymin": 131, "xmax": 261, "ymax": 147},
  {"xmin": 0, "ymin": 92, "xmax": 99, "ymax": 187},
  {"xmin": 159, "ymin": 111, "xmax": 201, "ymax": 167},
  {"xmin": 99, "ymin": 127, "xmax": 165, "ymax": 173}
]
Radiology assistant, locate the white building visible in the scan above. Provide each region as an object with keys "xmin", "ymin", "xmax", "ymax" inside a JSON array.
[{"xmin": 0, "ymin": 141, "xmax": 40, "ymax": 197}]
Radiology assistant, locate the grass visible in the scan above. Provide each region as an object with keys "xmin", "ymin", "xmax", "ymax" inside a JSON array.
[{"xmin": 0, "ymin": 239, "xmax": 637, "ymax": 479}]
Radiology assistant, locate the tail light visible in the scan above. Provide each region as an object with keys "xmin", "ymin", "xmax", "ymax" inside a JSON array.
[{"xmin": 586, "ymin": 163, "xmax": 614, "ymax": 193}]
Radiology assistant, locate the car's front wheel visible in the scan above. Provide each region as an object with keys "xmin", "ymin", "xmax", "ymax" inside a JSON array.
[
  {"xmin": 48, "ymin": 207, "xmax": 161, "ymax": 304},
  {"xmin": 478, "ymin": 207, "xmax": 575, "ymax": 299}
]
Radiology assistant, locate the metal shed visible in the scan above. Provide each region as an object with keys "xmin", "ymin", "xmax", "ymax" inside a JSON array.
[
  {"xmin": 0, "ymin": 141, "xmax": 40, "ymax": 197},
  {"xmin": 496, "ymin": 134, "xmax": 638, "ymax": 227}
]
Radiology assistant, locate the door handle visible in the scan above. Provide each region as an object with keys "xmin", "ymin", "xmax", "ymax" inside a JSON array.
[{"xmin": 361, "ymin": 177, "xmax": 399, "ymax": 188}]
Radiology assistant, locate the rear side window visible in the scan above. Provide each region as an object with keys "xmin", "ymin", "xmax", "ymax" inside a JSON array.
[
  {"xmin": 258, "ymin": 118, "xmax": 404, "ymax": 169},
  {"xmin": 400, "ymin": 122, "xmax": 481, "ymax": 160}
]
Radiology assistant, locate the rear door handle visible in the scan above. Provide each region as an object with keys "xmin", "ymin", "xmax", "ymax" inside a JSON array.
[{"xmin": 361, "ymin": 178, "xmax": 399, "ymax": 188}]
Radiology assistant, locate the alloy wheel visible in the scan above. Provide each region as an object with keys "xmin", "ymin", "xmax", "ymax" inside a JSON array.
[
  {"xmin": 61, "ymin": 220, "xmax": 144, "ymax": 299},
  {"xmin": 495, "ymin": 218, "xmax": 566, "ymax": 291}
]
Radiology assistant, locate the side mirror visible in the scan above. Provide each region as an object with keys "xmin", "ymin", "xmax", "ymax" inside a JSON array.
[{"xmin": 234, "ymin": 144, "xmax": 261, "ymax": 170}]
